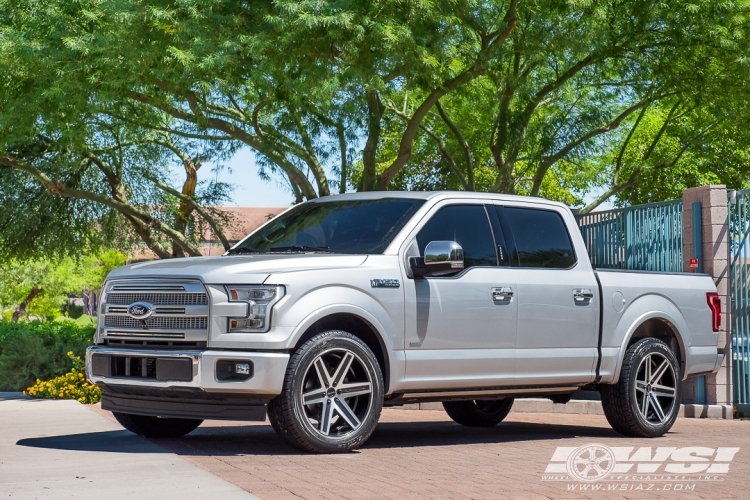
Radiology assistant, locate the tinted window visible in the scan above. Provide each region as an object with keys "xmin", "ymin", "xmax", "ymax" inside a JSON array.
[
  {"xmin": 416, "ymin": 205, "xmax": 497, "ymax": 270},
  {"xmin": 503, "ymin": 207, "xmax": 576, "ymax": 268},
  {"xmin": 231, "ymin": 198, "xmax": 424, "ymax": 254}
]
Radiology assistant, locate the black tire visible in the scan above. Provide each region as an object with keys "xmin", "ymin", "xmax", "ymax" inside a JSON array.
[
  {"xmin": 268, "ymin": 330, "xmax": 384, "ymax": 453},
  {"xmin": 600, "ymin": 338, "xmax": 682, "ymax": 437},
  {"xmin": 443, "ymin": 398, "xmax": 514, "ymax": 427},
  {"xmin": 112, "ymin": 412, "xmax": 203, "ymax": 438}
]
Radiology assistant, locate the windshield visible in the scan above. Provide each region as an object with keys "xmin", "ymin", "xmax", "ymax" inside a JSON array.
[{"xmin": 227, "ymin": 198, "xmax": 425, "ymax": 255}]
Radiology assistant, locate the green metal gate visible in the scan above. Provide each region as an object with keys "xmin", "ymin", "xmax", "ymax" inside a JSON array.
[
  {"xmin": 729, "ymin": 189, "xmax": 750, "ymax": 412},
  {"xmin": 577, "ymin": 199, "xmax": 683, "ymax": 271}
]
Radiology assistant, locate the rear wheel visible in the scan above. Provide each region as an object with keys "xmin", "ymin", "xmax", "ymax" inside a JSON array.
[
  {"xmin": 600, "ymin": 338, "xmax": 681, "ymax": 437},
  {"xmin": 268, "ymin": 330, "xmax": 384, "ymax": 453},
  {"xmin": 443, "ymin": 398, "xmax": 514, "ymax": 427},
  {"xmin": 112, "ymin": 412, "xmax": 203, "ymax": 438}
]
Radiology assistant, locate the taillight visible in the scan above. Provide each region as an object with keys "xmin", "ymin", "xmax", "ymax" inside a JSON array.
[{"xmin": 706, "ymin": 292, "xmax": 721, "ymax": 332}]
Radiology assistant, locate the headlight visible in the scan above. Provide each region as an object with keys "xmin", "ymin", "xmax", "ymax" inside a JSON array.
[{"xmin": 225, "ymin": 285, "xmax": 284, "ymax": 333}]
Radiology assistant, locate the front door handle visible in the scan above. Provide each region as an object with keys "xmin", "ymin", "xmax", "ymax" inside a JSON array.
[
  {"xmin": 573, "ymin": 289, "xmax": 594, "ymax": 302},
  {"xmin": 492, "ymin": 287, "xmax": 514, "ymax": 301}
]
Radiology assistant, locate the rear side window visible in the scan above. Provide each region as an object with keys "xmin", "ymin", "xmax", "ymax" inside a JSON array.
[
  {"xmin": 416, "ymin": 205, "xmax": 497, "ymax": 269},
  {"xmin": 503, "ymin": 207, "xmax": 576, "ymax": 269}
]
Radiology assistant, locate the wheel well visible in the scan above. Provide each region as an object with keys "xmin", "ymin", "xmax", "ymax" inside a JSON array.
[
  {"xmin": 295, "ymin": 313, "xmax": 390, "ymax": 392},
  {"xmin": 627, "ymin": 318, "xmax": 684, "ymax": 373}
]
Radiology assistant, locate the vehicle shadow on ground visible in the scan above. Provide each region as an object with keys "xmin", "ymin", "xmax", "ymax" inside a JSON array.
[{"xmin": 17, "ymin": 419, "xmax": 621, "ymax": 456}]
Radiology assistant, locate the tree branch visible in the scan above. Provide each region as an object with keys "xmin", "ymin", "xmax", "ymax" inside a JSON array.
[
  {"xmin": 0, "ymin": 154, "xmax": 201, "ymax": 257},
  {"xmin": 385, "ymin": 103, "xmax": 468, "ymax": 189},
  {"xmin": 145, "ymin": 175, "xmax": 231, "ymax": 251},
  {"xmin": 436, "ymin": 100, "xmax": 474, "ymax": 190}
]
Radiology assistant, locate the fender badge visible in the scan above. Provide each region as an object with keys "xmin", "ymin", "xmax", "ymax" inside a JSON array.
[{"xmin": 370, "ymin": 279, "xmax": 400, "ymax": 288}]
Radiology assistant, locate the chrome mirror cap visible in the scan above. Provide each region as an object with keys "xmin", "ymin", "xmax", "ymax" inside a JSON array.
[{"xmin": 425, "ymin": 241, "xmax": 464, "ymax": 268}]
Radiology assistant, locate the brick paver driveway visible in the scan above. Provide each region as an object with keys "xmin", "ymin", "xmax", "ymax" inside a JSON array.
[{"xmin": 107, "ymin": 407, "xmax": 749, "ymax": 500}]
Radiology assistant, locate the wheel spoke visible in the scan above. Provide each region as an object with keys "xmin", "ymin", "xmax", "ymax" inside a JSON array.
[
  {"xmin": 314, "ymin": 357, "xmax": 332, "ymax": 388},
  {"xmin": 337, "ymin": 381, "xmax": 372, "ymax": 398},
  {"xmin": 303, "ymin": 389, "xmax": 327, "ymax": 405},
  {"xmin": 640, "ymin": 390, "xmax": 650, "ymax": 418},
  {"xmin": 331, "ymin": 352, "xmax": 354, "ymax": 388},
  {"xmin": 650, "ymin": 359, "xmax": 670, "ymax": 385},
  {"xmin": 650, "ymin": 394, "xmax": 666, "ymax": 422},
  {"xmin": 333, "ymin": 398, "xmax": 361, "ymax": 430},
  {"xmin": 635, "ymin": 380, "xmax": 648, "ymax": 394},
  {"xmin": 652, "ymin": 383, "xmax": 676, "ymax": 399},
  {"xmin": 319, "ymin": 397, "xmax": 334, "ymax": 435}
]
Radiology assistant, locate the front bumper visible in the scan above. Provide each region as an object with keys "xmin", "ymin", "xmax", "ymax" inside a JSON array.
[{"xmin": 86, "ymin": 346, "xmax": 289, "ymax": 395}]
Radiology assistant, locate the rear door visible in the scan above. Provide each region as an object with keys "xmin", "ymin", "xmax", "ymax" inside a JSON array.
[{"xmin": 494, "ymin": 203, "xmax": 598, "ymax": 385}]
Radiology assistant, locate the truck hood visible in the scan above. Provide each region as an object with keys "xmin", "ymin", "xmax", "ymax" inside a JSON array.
[{"xmin": 106, "ymin": 254, "xmax": 369, "ymax": 284}]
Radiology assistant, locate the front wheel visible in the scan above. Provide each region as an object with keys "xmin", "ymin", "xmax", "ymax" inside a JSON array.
[
  {"xmin": 443, "ymin": 398, "xmax": 514, "ymax": 427},
  {"xmin": 112, "ymin": 412, "xmax": 203, "ymax": 438},
  {"xmin": 268, "ymin": 330, "xmax": 384, "ymax": 453},
  {"xmin": 600, "ymin": 338, "xmax": 681, "ymax": 437}
]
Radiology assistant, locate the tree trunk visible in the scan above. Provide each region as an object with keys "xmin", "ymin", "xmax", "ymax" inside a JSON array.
[
  {"xmin": 361, "ymin": 90, "xmax": 384, "ymax": 191},
  {"xmin": 172, "ymin": 164, "xmax": 198, "ymax": 258},
  {"xmin": 12, "ymin": 286, "xmax": 42, "ymax": 323}
]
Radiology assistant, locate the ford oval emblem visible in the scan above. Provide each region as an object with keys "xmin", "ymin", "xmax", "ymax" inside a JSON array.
[{"xmin": 127, "ymin": 302, "xmax": 154, "ymax": 320}]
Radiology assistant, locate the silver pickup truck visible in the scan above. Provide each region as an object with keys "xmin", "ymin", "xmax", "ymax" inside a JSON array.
[{"xmin": 87, "ymin": 192, "xmax": 724, "ymax": 453}]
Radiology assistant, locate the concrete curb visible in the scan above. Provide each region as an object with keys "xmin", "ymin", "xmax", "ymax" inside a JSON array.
[{"xmin": 391, "ymin": 399, "xmax": 735, "ymax": 419}]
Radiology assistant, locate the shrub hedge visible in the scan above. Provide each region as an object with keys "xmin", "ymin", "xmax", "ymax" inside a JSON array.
[{"xmin": 0, "ymin": 321, "xmax": 94, "ymax": 391}]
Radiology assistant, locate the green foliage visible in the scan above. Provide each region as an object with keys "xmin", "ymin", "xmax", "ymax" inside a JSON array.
[
  {"xmin": 0, "ymin": 321, "xmax": 94, "ymax": 391},
  {"xmin": 0, "ymin": 250, "xmax": 126, "ymax": 322},
  {"xmin": 0, "ymin": 0, "xmax": 749, "ymax": 224}
]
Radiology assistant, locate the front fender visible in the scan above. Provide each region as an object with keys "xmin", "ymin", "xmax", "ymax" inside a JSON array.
[
  {"xmin": 275, "ymin": 285, "xmax": 403, "ymax": 389},
  {"xmin": 604, "ymin": 294, "xmax": 690, "ymax": 383}
]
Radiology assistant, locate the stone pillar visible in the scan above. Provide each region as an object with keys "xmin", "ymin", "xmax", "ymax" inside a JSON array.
[{"xmin": 682, "ymin": 185, "xmax": 730, "ymax": 405}]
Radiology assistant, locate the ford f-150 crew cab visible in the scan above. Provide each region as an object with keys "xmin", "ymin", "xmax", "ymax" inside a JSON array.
[{"xmin": 86, "ymin": 192, "xmax": 724, "ymax": 453}]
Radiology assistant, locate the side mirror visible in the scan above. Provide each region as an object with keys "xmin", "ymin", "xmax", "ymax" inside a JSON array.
[{"xmin": 409, "ymin": 241, "xmax": 464, "ymax": 278}]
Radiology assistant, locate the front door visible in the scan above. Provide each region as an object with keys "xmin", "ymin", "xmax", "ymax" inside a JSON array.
[{"xmin": 401, "ymin": 203, "xmax": 517, "ymax": 390}]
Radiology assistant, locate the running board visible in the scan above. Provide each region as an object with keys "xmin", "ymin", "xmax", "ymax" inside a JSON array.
[{"xmin": 385, "ymin": 385, "xmax": 580, "ymax": 405}]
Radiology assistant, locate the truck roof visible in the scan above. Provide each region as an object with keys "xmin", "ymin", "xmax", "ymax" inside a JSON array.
[{"xmin": 307, "ymin": 190, "xmax": 569, "ymax": 210}]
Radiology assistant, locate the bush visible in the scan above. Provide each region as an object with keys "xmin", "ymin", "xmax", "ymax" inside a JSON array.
[
  {"xmin": 61, "ymin": 302, "xmax": 84, "ymax": 319},
  {"xmin": 0, "ymin": 321, "xmax": 94, "ymax": 391},
  {"xmin": 24, "ymin": 352, "xmax": 101, "ymax": 404}
]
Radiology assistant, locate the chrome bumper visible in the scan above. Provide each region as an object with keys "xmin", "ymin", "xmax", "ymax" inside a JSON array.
[{"xmin": 86, "ymin": 346, "xmax": 289, "ymax": 395}]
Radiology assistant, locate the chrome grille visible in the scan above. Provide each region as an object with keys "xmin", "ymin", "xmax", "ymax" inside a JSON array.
[
  {"xmin": 106, "ymin": 293, "xmax": 207, "ymax": 305},
  {"xmin": 104, "ymin": 316, "xmax": 208, "ymax": 330},
  {"xmin": 101, "ymin": 279, "xmax": 209, "ymax": 344}
]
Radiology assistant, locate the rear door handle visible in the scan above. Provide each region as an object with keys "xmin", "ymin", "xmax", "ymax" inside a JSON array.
[
  {"xmin": 573, "ymin": 289, "xmax": 594, "ymax": 302},
  {"xmin": 492, "ymin": 287, "xmax": 514, "ymax": 301}
]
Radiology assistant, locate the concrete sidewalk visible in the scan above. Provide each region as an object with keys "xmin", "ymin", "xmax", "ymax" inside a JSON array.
[{"xmin": 0, "ymin": 393, "xmax": 257, "ymax": 499}]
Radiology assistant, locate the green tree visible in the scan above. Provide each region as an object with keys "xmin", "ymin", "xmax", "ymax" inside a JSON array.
[{"xmin": 0, "ymin": 250, "xmax": 125, "ymax": 322}]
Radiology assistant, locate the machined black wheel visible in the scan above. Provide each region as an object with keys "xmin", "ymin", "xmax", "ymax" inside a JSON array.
[
  {"xmin": 112, "ymin": 412, "xmax": 203, "ymax": 438},
  {"xmin": 268, "ymin": 331, "xmax": 384, "ymax": 453},
  {"xmin": 600, "ymin": 338, "xmax": 681, "ymax": 437},
  {"xmin": 443, "ymin": 398, "xmax": 514, "ymax": 427}
]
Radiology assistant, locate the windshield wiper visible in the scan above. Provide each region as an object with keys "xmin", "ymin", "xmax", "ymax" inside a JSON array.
[
  {"xmin": 268, "ymin": 245, "xmax": 335, "ymax": 253},
  {"xmin": 225, "ymin": 247, "xmax": 265, "ymax": 255}
]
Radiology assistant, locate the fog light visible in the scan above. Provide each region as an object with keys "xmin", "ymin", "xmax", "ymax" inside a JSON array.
[
  {"xmin": 216, "ymin": 359, "xmax": 253, "ymax": 381},
  {"xmin": 235, "ymin": 363, "xmax": 251, "ymax": 375}
]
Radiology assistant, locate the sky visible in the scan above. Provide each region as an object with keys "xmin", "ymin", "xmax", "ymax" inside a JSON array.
[
  {"xmin": 214, "ymin": 146, "xmax": 613, "ymax": 211},
  {"xmin": 213, "ymin": 148, "xmax": 296, "ymax": 207}
]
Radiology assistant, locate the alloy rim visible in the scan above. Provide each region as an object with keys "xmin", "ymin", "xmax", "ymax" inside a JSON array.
[
  {"xmin": 634, "ymin": 352, "xmax": 677, "ymax": 424},
  {"xmin": 300, "ymin": 348, "xmax": 373, "ymax": 438}
]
